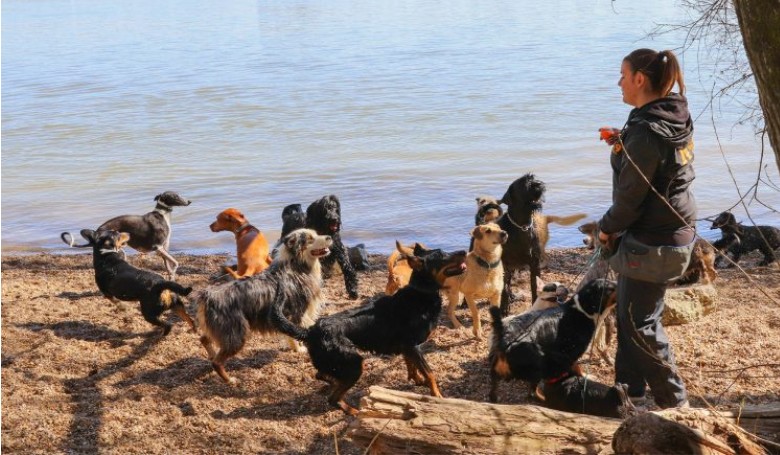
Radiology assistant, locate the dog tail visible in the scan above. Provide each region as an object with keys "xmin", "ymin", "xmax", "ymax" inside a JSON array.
[
  {"xmin": 269, "ymin": 283, "xmax": 309, "ymax": 342},
  {"xmin": 60, "ymin": 231, "xmax": 91, "ymax": 248},
  {"xmin": 151, "ymin": 281, "xmax": 193, "ymax": 299},
  {"xmin": 489, "ymin": 306, "xmax": 506, "ymax": 352},
  {"xmin": 545, "ymin": 213, "xmax": 587, "ymax": 226}
]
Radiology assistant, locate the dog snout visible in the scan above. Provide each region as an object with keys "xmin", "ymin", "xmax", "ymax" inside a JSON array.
[{"xmin": 209, "ymin": 221, "xmax": 220, "ymax": 232}]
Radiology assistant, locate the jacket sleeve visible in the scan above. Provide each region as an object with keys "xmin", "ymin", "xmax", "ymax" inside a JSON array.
[{"xmin": 598, "ymin": 124, "xmax": 661, "ymax": 234}]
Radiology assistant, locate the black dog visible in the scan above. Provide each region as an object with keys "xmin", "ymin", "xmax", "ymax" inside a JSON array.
[
  {"xmin": 488, "ymin": 278, "xmax": 617, "ymax": 403},
  {"xmin": 710, "ymin": 211, "xmax": 780, "ymax": 266},
  {"xmin": 541, "ymin": 375, "xmax": 635, "ymax": 418},
  {"xmin": 497, "ymin": 174, "xmax": 545, "ymax": 316},
  {"xmin": 62, "ymin": 191, "xmax": 192, "ymax": 279},
  {"xmin": 272, "ymin": 243, "xmax": 467, "ymax": 415},
  {"xmin": 281, "ymin": 203, "xmax": 307, "ymax": 238},
  {"xmin": 305, "ymin": 195, "xmax": 359, "ymax": 299},
  {"xmin": 79, "ymin": 229, "xmax": 196, "ymax": 335}
]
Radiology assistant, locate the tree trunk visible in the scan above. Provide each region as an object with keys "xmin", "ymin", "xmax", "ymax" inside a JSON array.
[
  {"xmin": 348, "ymin": 386, "xmax": 778, "ymax": 455},
  {"xmin": 733, "ymin": 0, "xmax": 780, "ymax": 173},
  {"xmin": 348, "ymin": 386, "xmax": 621, "ymax": 454}
]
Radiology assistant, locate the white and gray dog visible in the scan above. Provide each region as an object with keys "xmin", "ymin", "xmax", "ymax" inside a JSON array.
[{"xmin": 196, "ymin": 228, "xmax": 332, "ymax": 384}]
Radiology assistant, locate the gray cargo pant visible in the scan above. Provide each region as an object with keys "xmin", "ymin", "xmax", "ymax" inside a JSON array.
[{"xmin": 614, "ymin": 274, "xmax": 687, "ymax": 408}]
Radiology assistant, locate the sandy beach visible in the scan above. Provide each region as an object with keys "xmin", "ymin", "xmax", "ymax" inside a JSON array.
[{"xmin": 2, "ymin": 248, "xmax": 779, "ymax": 454}]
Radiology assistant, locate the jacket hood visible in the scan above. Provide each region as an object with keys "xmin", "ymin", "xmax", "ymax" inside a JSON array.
[{"xmin": 627, "ymin": 93, "xmax": 693, "ymax": 148}]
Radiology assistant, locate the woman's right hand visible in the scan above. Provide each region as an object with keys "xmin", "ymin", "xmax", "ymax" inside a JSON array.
[{"xmin": 599, "ymin": 127, "xmax": 621, "ymax": 146}]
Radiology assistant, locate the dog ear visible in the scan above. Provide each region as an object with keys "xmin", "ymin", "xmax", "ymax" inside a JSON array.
[
  {"xmin": 406, "ymin": 255, "xmax": 424, "ymax": 271},
  {"xmin": 499, "ymin": 188, "xmax": 512, "ymax": 206},
  {"xmin": 80, "ymin": 229, "xmax": 98, "ymax": 244},
  {"xmin": 154, "ymin": 193, "xmax": 162, "ymax": 201},
  {"xmin": 118, "ymin": 232, "xmax": 131, "ymax": 247},
  {"xmin": 470, "ymin": 226, "xmax": 483, "ymax": 240},
  {"xmin": 395, "ymin": 241, "xmax": 415, "ymax": 257},
  {"xmin": 412, "ymin": 243, "xmax": 428, "ymax": 256},
  {"xmin": 284, "ymin": 231, "xmax": 303, "ymax": 251}
]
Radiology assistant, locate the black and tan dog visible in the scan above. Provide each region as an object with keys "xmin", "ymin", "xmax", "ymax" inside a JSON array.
[
  {"xmin": 196, "ymin": 228, "xmax": 332, "ymax": 384},
  {"xmin": 488, "ymin": 278, "xmax": 617, "ymax": 403},
  {"xmin": 540, "ymin": 375, "xmax": 635, "ymax": 418},
  {"xmin": 272, "ymin": 243, "xmax": 467, "ymax": 415},
  {"xmin": 79, "ymin": 229, "xmax": 195, "ymax": 335},
  {"xmin": 62, "ymin": 191, "xmax": 191, "ymax": 279},
  {"xmin": 497, "ymin": 174, "xmax": 546, "ymax": 316},
  {"xmin": 711, "ymin": 211, "xmax": 780, "ymax": 267},
  {"xmin": 305, "ymin": 195, "xmax": 359, "ymax": 299}
]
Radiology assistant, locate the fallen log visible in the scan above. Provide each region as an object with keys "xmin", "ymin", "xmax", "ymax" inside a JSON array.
[{"xmin": 348, "ymin": 387, "xmax": 778, "ymax": 455}]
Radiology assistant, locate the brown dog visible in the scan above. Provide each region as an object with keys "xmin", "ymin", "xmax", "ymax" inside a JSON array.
[
  {"xmin": 385, "ymin": 242, "xmax": 420, "ymax": 296},
  {"xmin": 445, "ymin": 223, "xmax": 507, "ymax": 339},
  {"xmin": 210, "ymin": 208, "xmax": 272, "ymax": 279}
]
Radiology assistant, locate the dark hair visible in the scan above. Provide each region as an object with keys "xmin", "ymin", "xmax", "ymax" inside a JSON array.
[{"xmin": 624, "ymin": 48, "xmax": 685, "ymax": 96}]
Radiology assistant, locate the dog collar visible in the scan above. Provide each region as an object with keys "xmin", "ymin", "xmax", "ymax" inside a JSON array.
[
  {"xmin": 503, "ymin": 212, "xmax": 533, "ymax": 231},
  {"xmin": 235, "ymin": 223, "xmax": 254, "ymax": 234},
  {"xmin": 571, "ymin": 294, "xmax": 599, "ymax": 322},
  {"xmin": 154, "ymin": 201, "xmax": 173, "ymax": 213},
  {"xmin": 545, "ymin": 371, "xmax": 573, "ymax": 385},
  {"xmin": 474, "ymin": 255, "xmax": 501, "ymax": 269}
]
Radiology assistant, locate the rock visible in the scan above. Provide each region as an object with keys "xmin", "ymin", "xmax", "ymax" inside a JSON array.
[{"xmin": 663, "ymin": 284, "xmax": 718, "ymax": 326}]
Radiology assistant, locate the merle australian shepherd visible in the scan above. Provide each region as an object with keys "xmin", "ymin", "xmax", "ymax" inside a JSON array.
[
  {"xmin": 79, "ymin": 229, "xmax": 195, "ymax": 335},
  {"xmin": 195, "ymin": 228, "xmax": 332, "ymax": 384},
  {"xmin": 272, "ymin": 243, "xmax": 467, "ymax": 415},
  {"xmin": 488, "ymin": 278, "xmax": 617, "ymax": 403}
]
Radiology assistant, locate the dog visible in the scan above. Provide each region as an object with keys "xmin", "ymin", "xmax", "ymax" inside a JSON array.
[
  {"xmin": 271, "ymin": 243, "xmax": 467, "ymax": 415},
  {"xmin": 78, "ymin": 229, "xmax": 196, "ymax": 335},
  {"xmin": 475, "ymin": 196, "xmax": 504, "ymax": 225},
  {"xmin": 444, "ymin": 223, "xmax": 507, "ymax": 339},
  {"xmin": 526, "ymin": 278, "xmax": 569, "ymax": 313},
  {"xmin": 61, "ymin": 191, "xmax": 191, "ymax": 279},
  {"xmin": 488, "ymin": 278, "xmax": 617, "ymax": 403},
  {"xmin": 497, "ymin": 174, "xmax": 545, "ymax": 316},
  {"xmin": 305, "ymin": 195, "xmax": 359, "ymax": 299},
  {"xmin": 209, "ymin": 208, "xmax": 272, "ymax": 279},
  {"xmin": 195, "ymin": 228, "xmax": 332, "ymax": 383},
  {"xmin": 533, "ymin": 212, "xmax": 587, "ymax": 268},
  {"xmin": 710, "ymin": 211, "xmax": 780, "ymax": 267},
  {"xmin": 540, "ymin": 375, "xmax": 635, "ymax": 418},
  {"xmin": 385, "ymin": 242, "xmax": 418, "ymax": 296},
  {"xmin": 270, "ymin": 203, "xmax": 308, "ymax": 259}
]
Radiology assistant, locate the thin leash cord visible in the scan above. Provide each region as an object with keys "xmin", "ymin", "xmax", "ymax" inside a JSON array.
[{"xmin": 615, "ymin": 134, "xmax": 780, "ymax": 307}]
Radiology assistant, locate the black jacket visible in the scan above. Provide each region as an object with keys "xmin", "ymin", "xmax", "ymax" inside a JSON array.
[{"xmin": 599, "ymin": 93, "xmax": 697, "ymax": 237}]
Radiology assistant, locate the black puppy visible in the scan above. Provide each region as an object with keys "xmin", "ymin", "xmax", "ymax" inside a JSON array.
[
  {"xmin": 272, "ymin": 243, "xmax": 467, "ymax": 415},
  {"xmin": 488, "ymin": 278, "xmax": 617, "ymax": 403},
  {"xmin": 306, "ymin": 195, "xmax": 359, "ymax": 299},
  {"xmin": 541, "ymin": 375, "xmax": 635, "ymax": 418},
  {"xmin": 497, "ymin": 174, "xmax": 545, "ymax": 315},
  {"xmin": 62, "ymin": 191, "xmax": 192, "ymax": 279},
  {"xmin": 710, "ymin": 211, "xmax": 780, "ymax": 266},
  {"xmin": 80, "ymin": 229, "xmax": 196, "ymax": 335}
]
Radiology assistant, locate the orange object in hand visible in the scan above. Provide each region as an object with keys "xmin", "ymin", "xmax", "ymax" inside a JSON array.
[{"xmin": 599, "ymin": 127, "xmax": 621, "ymax": 142}]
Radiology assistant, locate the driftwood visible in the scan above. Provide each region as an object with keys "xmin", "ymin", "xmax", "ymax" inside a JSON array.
[{"xmin": 348, "ymin": 386, "xmax": 778, "ymax": 455}]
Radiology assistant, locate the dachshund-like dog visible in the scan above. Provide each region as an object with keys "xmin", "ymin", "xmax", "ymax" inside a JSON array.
[
  {"xmin": 488, "ymin": 278, "xmax": 617, "ymax": 403},
  {"xmin": 540, "ymin": 375, "xmax": 635, "ymax": 418},
  {"xmin": 384, "ymin": 242, "xmax": 420, "ymax": 296},
  {"xmin": 62, "ymin": 191, "xmax": 191, "ymax": 279},
  {"xmin": 497, "ymin": 174, "xmax": 545, "ymax": 316},
  {"xmin": 210, "ymin": 208, "xmax": 272, "ymax": 279},
  {"xmin": 79, "ymin": 229, "xmax": 195, "ymax": 335},
  {"xmin": 196, "ymin": 228, "xmax": 332, "ymax": 384},
  {"xmin": 711, "ymin": 211, "xmax": 780, "ymax": 267},
  {"xmin": 272, "ymin": 243, "xmax": 467, "ymax": 415}
]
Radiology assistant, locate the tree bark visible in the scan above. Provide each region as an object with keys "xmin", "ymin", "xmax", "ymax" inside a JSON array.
[
  {"xmin": 733, "ymin": 0, "xmax": 780, "ymax": 173},
  {"xmin": 348, "ymin": 386, "xmax": 778, "ymax": 455}
]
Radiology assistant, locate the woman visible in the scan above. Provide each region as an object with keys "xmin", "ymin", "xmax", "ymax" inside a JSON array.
[{"xmin": 597, "ymin": 48, "xmax": 695, "ymax": 409}]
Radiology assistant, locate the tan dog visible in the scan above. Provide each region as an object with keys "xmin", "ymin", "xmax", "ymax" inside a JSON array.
[
  {"xmin": 526, "ymin": 277, "xmax": 569, "ymax": 313},
  {"xmin": 210, "ymin": 208, "xmax": 272, "ymax": 279},
  {"xmin": 533, "ymin": 212, "xmax": 588, "ymax": 268},
  {"xmin": 444, "ymin": 223, "xmax": 507, "ymax": 339},
  {"xmin": 385, "ymin": 242, "xmax": 422, "ymax": 295}
]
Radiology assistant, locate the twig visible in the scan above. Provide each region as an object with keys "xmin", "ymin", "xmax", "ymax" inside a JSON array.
[{"xmin": 363, "ymin": 418, "xmax": 393, "ymax": 455}]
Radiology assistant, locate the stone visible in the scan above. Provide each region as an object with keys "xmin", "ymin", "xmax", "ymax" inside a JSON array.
[{"xmin": 663, "ymin": 284, "xmax": 718, "ymax": 326}]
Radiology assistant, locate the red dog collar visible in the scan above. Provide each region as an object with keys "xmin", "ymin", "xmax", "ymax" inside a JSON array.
[{"xmin": 545, "ymin": 371, "xmax": 573, "ymax": 385}]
